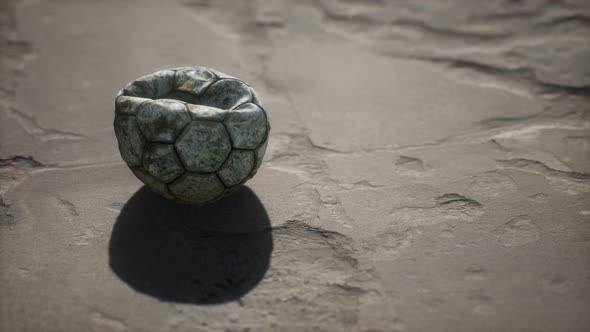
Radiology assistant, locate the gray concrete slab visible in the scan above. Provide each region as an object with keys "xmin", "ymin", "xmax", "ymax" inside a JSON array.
[{"xmin": 1, "ymin": 0, "xmax": 589, "ymax": 331}]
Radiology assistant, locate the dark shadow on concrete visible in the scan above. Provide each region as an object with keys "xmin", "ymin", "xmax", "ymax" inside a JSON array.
[{"xmin": 109, "ymin": 186, "xmax": 272, "ymax": 304}]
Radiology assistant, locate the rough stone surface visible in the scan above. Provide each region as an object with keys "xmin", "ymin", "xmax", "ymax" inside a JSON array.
[
  {"xmin": 169, "ymin": 173, "xmax": 225, "ymax": 203},
  {"xmin": 1, "ymin": 0, "xmax": 589, "ymax": 331},
  {"xmin": 136, "ymin": 99, "xmax": 191, "ymax": 143},
  {"xmin": 224, "ymin": 102, "xmax": 267, "ymax": 149},
  {"xmin": 217, "ymin": 150, "xmax": 255, "ymax": 187},
  {"xmin": 174, "ymin": 121, "xmax": 231, "ymax": 172},
  {"xmin": 142, "ymin": 143, "xmax": 184, "ymax": 183}
]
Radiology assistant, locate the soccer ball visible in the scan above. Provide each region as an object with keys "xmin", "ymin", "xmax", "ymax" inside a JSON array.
[{"xmin": 114, "ymin": 67, "xmax": 270, "ymax": 204}]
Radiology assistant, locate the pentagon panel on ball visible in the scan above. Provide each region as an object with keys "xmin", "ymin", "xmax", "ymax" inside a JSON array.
[{"xmin": 114, "ymin": 66, "xmax": 270, "ymax": 204}]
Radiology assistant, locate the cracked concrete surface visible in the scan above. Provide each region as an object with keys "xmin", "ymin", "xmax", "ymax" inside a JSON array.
[{"xmin": 1, "ymin": 0, "xmax": 589, "ymax": 331}]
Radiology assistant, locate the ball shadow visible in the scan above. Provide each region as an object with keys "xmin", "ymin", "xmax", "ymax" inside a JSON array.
[{"xmin": 108, "ymin": 186, "xmax": 272, "ymax": 304}]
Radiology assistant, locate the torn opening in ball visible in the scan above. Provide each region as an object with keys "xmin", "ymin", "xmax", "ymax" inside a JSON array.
[{"xmin": 114, "ymin": 67, "xmax": 270, "ymax": 204}]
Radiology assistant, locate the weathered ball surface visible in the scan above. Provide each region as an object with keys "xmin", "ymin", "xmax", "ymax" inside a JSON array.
[{"xmin": 114, "ymin": 67, "xmax": 270, "ymax": 203}]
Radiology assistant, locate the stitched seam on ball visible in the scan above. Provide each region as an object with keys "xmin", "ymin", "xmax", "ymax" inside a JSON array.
[{"xmin": 219, "ymin": 121, "xmax": 234, "ymax": 169}]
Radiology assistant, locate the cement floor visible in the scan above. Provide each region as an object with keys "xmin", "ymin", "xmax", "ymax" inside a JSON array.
[{"xmin": 1, "ymin": 0, "xmax": 589, "ymax": 331}]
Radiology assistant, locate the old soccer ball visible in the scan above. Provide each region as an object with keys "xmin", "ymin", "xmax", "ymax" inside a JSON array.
[{"xmin": 114, "ymin": 67, "xmax": 270, "ymax": 203}]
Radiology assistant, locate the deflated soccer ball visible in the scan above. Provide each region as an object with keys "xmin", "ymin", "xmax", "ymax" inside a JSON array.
[{"xmin": 114, "ymin": 67, "xmax": 270, "ymax": 203}]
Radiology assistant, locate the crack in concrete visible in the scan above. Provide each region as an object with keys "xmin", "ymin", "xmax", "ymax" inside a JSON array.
[
  {"xmin": 275, "ymin": 220, "xmax": 359, "ymax": 267},
  {"xmin": 6, "ymin": 107, "xmax": 88, "ymax": 141},
  {"xmin": 0, "ymin": 195, "xmax": 15, "ymax": 228},
  {"xmin": 385, "ymin": 53, "xmax": 590, "ymax": 97},
  {"xmin": 390, "ymin": 18, "xmax": 511, "ymax": 41},
  {"xmin": 30, "ymin": 160, "xmax": 125, "ymax": 174},
  {"xmin": 309, "ymin": 0, "xmax": 590, "ymax": 96},
  {"xmin": 497, "ymin": 158, "xmax": 590, "ymax": 181},
  {"xmin": 0, "ymin": 155, "xmax": 45, "ymax": 168},
  {"xmin": 57, "ymin": 197, "xmax": 78, "ymax": 217}
]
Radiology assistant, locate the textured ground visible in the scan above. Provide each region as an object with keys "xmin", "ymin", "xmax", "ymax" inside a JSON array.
[{"xmin": 1, "ymin": 0, "xmax": 589, "ymax": 331}]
